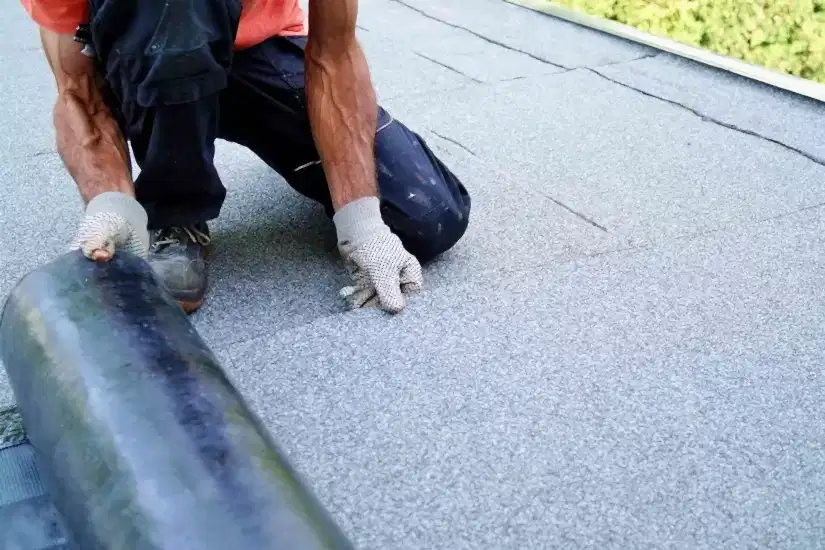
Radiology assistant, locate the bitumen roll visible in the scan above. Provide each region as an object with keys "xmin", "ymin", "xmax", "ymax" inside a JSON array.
[{"xmin": 0, "ymin": 251, "xmax": 354, "ymax": 550}]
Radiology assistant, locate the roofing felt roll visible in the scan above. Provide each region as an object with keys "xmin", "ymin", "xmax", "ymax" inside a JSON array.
[{"xmin": 0, "ymin": 251, "xmax": 355, "ymax": 550}]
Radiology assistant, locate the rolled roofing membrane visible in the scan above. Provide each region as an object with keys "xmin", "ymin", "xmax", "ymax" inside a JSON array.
[{"xmin": 0, "ymin": 251, "xmax": 354, "ymax": 550}]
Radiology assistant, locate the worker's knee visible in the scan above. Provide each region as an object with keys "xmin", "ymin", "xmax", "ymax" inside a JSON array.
[
  {"xmin": 387, "ymin": 195, "xmax": 471, "ymax": 264},
  {"xmin": 372, "ymin": 111, "xmax": 472, "ymax": 263}
]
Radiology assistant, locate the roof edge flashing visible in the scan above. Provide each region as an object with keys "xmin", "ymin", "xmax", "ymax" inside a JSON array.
[{"xmin": 506, "ymin": 0, "xmax": 825, "ymax": 103}]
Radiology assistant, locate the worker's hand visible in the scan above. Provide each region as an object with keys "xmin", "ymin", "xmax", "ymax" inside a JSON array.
[
  {"xmin": 70, "ymin": 192, "xmax": 150, "ymax": 262},
  {"xmin": 334, "ymin": 196, "xmax": 423, "ymax": 313}
]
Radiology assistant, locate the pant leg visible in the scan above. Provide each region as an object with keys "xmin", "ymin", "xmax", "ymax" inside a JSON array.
[
  {"xmin": 88, "ymin": 0, "xmax": 241, "ymax": 229},
  {"xmin": 219, "ymin": 37, "xmax": 472, "ymax": 263},
  {"xmin": 370, "ymin": 109, "xmax": 472, "ymax": 261}
]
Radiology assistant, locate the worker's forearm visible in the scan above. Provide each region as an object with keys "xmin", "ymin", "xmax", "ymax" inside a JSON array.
[
  {"xmin": 53, "ymin": 73, "xmax": 134, "ymax": 204},
  {"xmin": 305, "ymin": 38, "xmax": 378, "ymax": 211}
]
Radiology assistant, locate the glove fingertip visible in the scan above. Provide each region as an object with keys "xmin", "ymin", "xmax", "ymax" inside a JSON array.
[
  {"xmin": 345, "ymin": 287, "xmax": 376, "ymax": 310},
  {"xmin": 384, "ymin": 301, "xmax": 405, "ymax": 314},
  {"xmin": 80, "ymin": 239, "xmax": 114, "ymax": 261},
  {"xmin": 362, "ymin": 295, "xmax": 381, "ymax": 309},
  {"xmin": 340, "ymin": 285, "xmax": 359, "ymax": 299},
  {"xmin": 91, "ymin": 249, "xmax": 114, "ymax": 262},
  {"xmin": 376, "ymin": 288, "xmax": 406, "ymax": 314},
  {"xmin": 402, "ymin": 281, "xmax": 423, "ymax": 294},
  {"xmin": 400, "ymin": 261, "xmax": 424, "ymax": 286}
]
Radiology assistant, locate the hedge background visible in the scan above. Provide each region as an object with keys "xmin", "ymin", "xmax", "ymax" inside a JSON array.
[{"xmin": 549, "ymin": 0, "xmax": 825, "ymax": 83}]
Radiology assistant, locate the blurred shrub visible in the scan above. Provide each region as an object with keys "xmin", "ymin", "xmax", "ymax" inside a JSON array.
[{"xmin": 551, "ymin": 0, "xmax": 825, "ymax": 83}]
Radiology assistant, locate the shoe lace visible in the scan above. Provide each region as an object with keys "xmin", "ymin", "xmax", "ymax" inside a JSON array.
[{"xmin": 152, "ymin": 225, "xmax": 212, "ymax": 249}]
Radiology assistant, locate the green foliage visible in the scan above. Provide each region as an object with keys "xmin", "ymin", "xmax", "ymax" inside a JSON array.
[
  {"xmin": 0, "ymin": 406, "xmax": 26, "ymax": 449},
  {"xmin": 550, "ymin": 0, "xmax": 825, "ymax": 83}
]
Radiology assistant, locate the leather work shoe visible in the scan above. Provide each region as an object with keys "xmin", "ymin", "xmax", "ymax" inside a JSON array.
[{"xmin": 148, "ymin": 223, "xmax": 211, "ymax": 313}]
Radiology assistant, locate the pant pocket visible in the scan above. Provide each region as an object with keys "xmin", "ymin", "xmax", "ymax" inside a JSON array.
[{"xmin": 89, "ymin": 0, "xmax": 242, "ymax": 107}]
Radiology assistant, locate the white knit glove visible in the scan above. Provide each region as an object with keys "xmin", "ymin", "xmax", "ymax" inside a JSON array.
[
  {"xmin": 70, "ymin": 192, "xmax": 150, "ymax": 261},
  {"xmin": 334, "ymin": 196, "xmax": 423, "ymax": 313}
]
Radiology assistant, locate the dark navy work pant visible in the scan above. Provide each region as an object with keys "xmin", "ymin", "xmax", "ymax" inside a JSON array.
[{"xmin": 91, "ymin": 7, "xmax": 471, "ymax": 263}]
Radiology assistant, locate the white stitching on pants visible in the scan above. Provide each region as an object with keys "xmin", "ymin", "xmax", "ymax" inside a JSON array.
[
  {"xmin": 293, "ymin": 114, "xmax": 395, "ymax": 173},
  {"xmin": 294, "ymin": 160, "xmax": 322, "ymax": 172},
  {"xmin": 377, "ymin": 112, "xmax": 394, "ymax": 133}
]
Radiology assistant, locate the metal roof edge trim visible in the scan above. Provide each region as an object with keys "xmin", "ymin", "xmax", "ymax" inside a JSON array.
[{"xmin": 505, "ymin": 0, "xmax": 825, "ymax": 103}]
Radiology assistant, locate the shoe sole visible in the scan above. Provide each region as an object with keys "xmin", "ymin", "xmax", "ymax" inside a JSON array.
[
  {"xmin": 173, "ymin": 241, "xmax": 211, "ymax": 315},
  {"xmin": 179, "ymin": 297, "xmax": 205, "ymax": 315}
]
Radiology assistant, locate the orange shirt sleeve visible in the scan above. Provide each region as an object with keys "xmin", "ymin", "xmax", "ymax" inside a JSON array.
[{"xmin": 21, "ymin": 0, "xmax": 88, "ymax": 35}]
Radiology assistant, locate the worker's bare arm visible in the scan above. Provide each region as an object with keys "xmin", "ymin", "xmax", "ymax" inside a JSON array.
[
  {"xmin": 40, "ymin": 28, "xmax": 133, "ymax": 203},
  {"xmin": 305, "ymin": 0, "xmax": 378, "ymax": 211}
]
